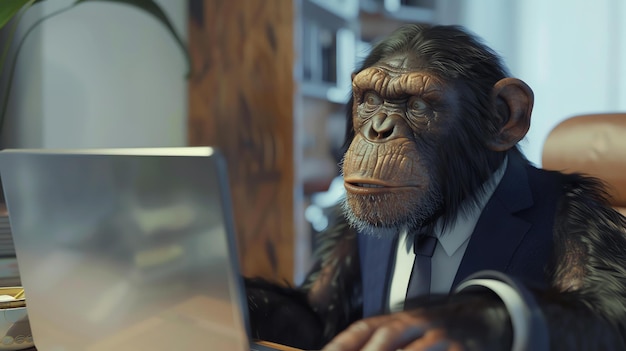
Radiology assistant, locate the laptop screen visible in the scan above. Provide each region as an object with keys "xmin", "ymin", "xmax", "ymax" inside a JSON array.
[{"xmin": 0, "ymin": 147, "xmax": 251, "ymax": 350}]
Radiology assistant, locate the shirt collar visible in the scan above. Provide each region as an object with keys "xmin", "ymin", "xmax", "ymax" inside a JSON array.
[{"xmin": 434, "ymin": 157, "xmax": 509, "ymax": 256}]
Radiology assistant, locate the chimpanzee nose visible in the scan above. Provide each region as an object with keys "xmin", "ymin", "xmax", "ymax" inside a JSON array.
[{"xmin": 365, "ymin": 114, "xmax": 398, "ymax": 141}]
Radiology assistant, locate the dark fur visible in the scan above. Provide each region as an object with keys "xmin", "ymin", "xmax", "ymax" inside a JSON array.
[
  {"xmin": 245, "ymin": 278, "xmax": 324, "ymax": 348},
  {"xmin": 343, "ymin": 24, "xmax": 517, "ymax": 231},
  {"xmin": 248, "ymin": 174, "xmax": 626, "ymax": 350},
  {"xmin": 246, "ymin": 24, "xmax": 626, "ymax": 350}
]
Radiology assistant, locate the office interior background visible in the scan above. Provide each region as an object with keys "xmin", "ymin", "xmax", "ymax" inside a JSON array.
[{"xmin": 1, "ymin": 0, "xmax": 624, "ymax": 282}]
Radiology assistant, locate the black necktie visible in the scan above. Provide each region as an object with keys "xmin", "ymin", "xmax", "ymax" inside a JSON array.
[{"xmin": 405, "ymin": 235, "xmax": 437, "ymax": 300}]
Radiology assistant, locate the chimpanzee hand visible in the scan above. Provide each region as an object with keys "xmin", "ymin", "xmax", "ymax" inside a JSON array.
[
  {"xmin": 321, "ymin": 311, "xmax": 464, "ymax": 351},
  {"xmin": 322, "ymin": 293, "xmax": 512, "ymax": 351}
]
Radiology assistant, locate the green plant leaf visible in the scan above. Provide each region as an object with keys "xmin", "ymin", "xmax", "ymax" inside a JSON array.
[
  {"xmin": 74, "ymin": 0, "xmax": 192, "ymax": 77},
  {"xmin": 1, "ymin": 0, "xmax": 36, "ymax": 71},
  {"xmin": 0, "ymin": 0, "xmax": 192, "ymax": 137},
  {"xmin": 1, "ymin": 2, "xmax": 74, "ymax": 137},
  {"xmin": 0, "ymin": 0, "xmax": 32, "ymax": 30}
]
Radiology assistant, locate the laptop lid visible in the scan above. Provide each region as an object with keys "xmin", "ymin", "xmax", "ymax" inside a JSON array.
[{"xmin": 0, "ymin": 147, "xmax": 254, "ymax": 350}]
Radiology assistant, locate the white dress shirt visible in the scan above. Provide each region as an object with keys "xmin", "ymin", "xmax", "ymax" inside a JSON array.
[{"xmin": 388, "ymin": 158, "xmax": 508, "ymax": 312}]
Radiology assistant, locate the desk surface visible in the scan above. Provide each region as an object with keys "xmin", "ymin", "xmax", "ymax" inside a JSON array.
[{"xmin": 24, "ymin": 341, "xmax": 301, "ymax": 351}]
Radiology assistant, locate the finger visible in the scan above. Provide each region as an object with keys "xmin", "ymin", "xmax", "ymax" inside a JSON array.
[
  {"xmin": 361, "ymin": 322, "xmax": 427, "ymax": 351},
  {"xmin": 322, "ymin": 318, "xmax": 386, "ymax": 351}
]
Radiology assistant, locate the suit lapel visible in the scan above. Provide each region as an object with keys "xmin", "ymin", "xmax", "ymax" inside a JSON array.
[
  {"xmin": 453, "ymin": 154, "xmax": 534, "ymax": 286},
  {"xmin": 359, "ymin": 233, "xmax": 396, "ymax": 317}
]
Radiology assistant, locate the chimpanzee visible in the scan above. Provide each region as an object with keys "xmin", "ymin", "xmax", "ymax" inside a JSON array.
[{"xmin": 246, "ymin": 24, "xmax": 626, "ymax": 351}]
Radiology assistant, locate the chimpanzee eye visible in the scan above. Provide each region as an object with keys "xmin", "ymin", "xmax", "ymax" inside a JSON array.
[
  {"xmin": 408, "ymin": 96, "xmax": 428, "ymax": 112},
  {"xmin": 364, "ymin": 92, "xmax": 383, "ymax": 107}
]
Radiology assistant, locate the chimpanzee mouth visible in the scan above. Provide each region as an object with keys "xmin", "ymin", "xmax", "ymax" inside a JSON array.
[
  {"xmin": 355, "ymin": 183, "xmax": 385, "ymax": 188},
  {"xmin": 345, "ymin": 180, "xmax": 419, "ymax": 194}
]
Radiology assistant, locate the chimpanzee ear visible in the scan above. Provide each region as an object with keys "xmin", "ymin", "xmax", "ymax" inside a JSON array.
[{"xmin": 487, "ymin": 78, "xmax": 534, "ymax": 152}]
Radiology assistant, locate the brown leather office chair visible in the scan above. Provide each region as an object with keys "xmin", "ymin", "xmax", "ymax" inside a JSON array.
[{"xmin": 542, "ymin": 113, "xmax": 626, "ymax": 215}]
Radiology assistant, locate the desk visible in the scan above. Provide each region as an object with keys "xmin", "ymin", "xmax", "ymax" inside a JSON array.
[
  {"xmin": 24, "ymin": 342, "xmax": 300, "ymax": 351},
  {"xmin": 16, "ymin": 294, "xmax": 305, "ymax": 351}
]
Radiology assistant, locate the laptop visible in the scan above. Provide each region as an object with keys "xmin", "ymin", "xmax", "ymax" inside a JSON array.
[{"xmin": 0, "ymin": 147, "xmax": 296, "ymax": 351}]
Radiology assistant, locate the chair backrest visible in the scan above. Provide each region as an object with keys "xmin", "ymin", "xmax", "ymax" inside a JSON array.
[{"xmin": 542, "ymin": 113, "xmax": 626, "ymax": 215}]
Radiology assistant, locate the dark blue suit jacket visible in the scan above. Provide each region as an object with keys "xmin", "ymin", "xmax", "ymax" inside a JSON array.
[{"xmin": 358, "ymin": 153, "xmax": 562, "ymax": 317}]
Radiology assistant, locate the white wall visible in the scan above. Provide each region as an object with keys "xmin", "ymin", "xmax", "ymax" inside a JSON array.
[
  {"xmin": 5, "ymin": 0, "xmax": 625, "ymax": 163},
  {"xmin": 443, "ymin": 0, "xmax": 626, "ymax": 166},
  {"xmin": 1, "ymin": 0, "xmax": 188, "ymax": 149}
]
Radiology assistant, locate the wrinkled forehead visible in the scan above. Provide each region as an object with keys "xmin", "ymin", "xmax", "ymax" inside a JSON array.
[{"xmin": 352, "ymin": 56, "xmax": 447, "ymax": 99}]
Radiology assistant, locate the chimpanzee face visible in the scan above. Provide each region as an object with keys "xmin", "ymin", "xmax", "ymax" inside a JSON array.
[
  {"xmin": 341, "ymin": 54, "xmax": 461, "ymax": 236},
  {"xmin": 339, "ymin": 23, "xmax": 534, "ymax": 237}
]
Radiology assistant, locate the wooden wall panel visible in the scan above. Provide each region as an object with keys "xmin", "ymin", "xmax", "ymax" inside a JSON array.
[{"xmin": 188, "ymin": 0, "xmax": 296, "ymax": 282}]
